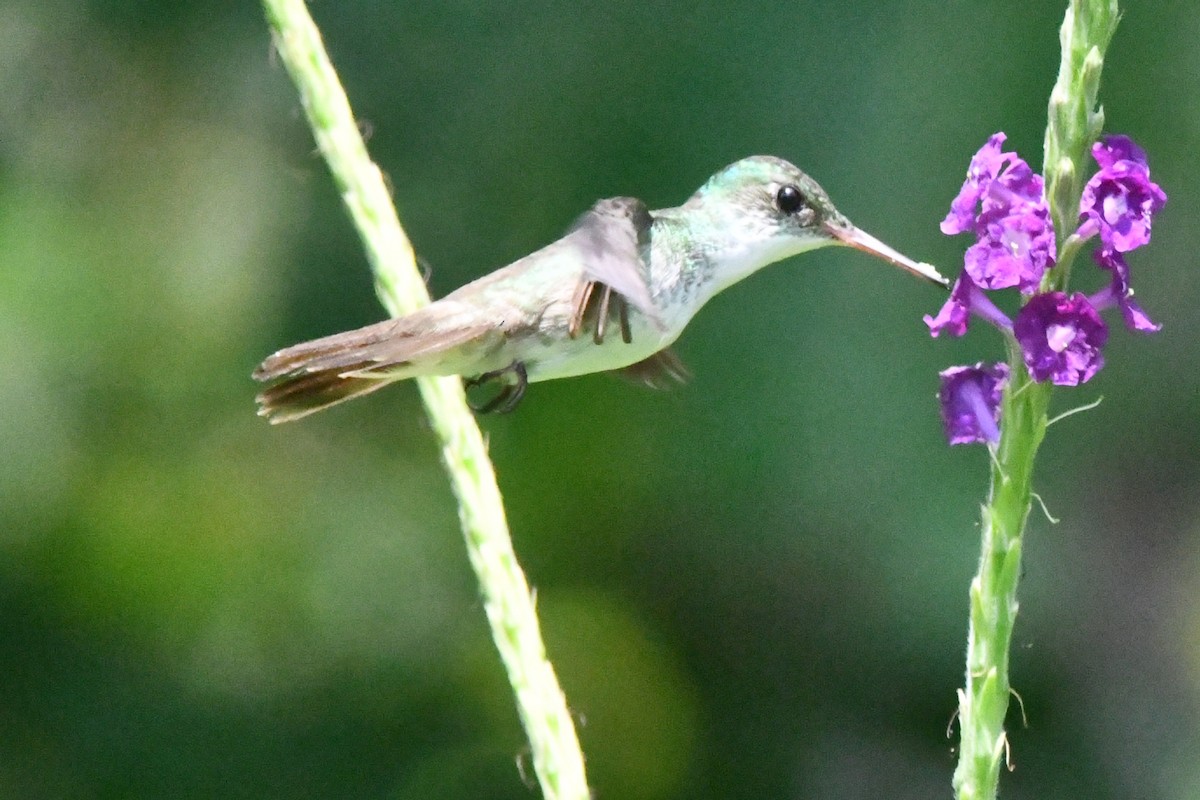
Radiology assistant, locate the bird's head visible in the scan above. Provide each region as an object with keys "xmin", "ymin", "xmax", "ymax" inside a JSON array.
[{"xmin": 686, "ymin": 155, "xmax": 948, "ymax": 291}]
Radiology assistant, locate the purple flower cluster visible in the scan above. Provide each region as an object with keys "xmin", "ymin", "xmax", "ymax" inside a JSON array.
[
  {"xmin": 928, "ymin": 133, "xmax": 1166, "ymax": 445},
  {"xmin": 940, "ymin": 133, "xmax": 1056, "ymax": 293}
]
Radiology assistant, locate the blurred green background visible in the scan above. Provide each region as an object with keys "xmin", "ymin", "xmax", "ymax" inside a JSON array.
[{"xmin": 2, "ymin": 1, "xmax": 1198, "ymax": 798}]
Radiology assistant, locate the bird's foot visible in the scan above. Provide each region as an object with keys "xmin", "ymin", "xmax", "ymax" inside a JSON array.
[{"xmin": 465, "ymin": 360, "xmax": 528, "ymax": 414}]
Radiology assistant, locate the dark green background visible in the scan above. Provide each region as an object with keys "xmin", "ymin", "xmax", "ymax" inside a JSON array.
[{"xmin": 2, "ymin": 1, "xmax": 1197, "ymax": 798}]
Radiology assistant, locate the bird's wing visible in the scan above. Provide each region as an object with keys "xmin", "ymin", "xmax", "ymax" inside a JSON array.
[
  {"xmin": 565, "ymin": 196, "xmax": 660, "ymax": 330},
  {"xmin": 616, "ymin": 348, "xmax": 691, "ymax": 389}
]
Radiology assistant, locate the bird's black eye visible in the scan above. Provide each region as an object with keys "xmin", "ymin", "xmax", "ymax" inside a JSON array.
[{"xmin": 775, "ymin": 184, "xmax": 805, "ymax": 215}]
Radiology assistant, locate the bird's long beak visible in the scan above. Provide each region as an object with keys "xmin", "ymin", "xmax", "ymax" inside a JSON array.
[{"xmin": 825, "ymin": 222, "xmax": 949, "ymax": 288}]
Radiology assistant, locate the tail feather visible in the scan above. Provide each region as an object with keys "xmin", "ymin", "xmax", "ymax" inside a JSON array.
[
  {"xmin": 253, "ymin": 318, "xmax": 406, "ymax": 382},
  {"xmin": 253, "ymin": 313, "xmax": 499, "ymax": 423},
  {"xmin": 256, "ymin": 367, "xmax": 394, "ymax": 424}
]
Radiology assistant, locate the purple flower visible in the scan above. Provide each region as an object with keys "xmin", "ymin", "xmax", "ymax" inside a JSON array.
[
  {"xmin": 1014, "ymin": 292, "xmax": 1109, "ymax": 385},
  {"xmin": 942, "ymin": 133, "xmax": 1015, "ymax": 235},
  {"xmin": 1088, "ymin": 248, "xmax": 1161, "ymax": 333},
  {"xmin": 965, "ymin": 206, "xmax": 1056, "ymax": 293},
  {"xmin": 1079, "ymin": 135, "xmax": 1167, "ymax": 253},
  {"xmin": 938, "ymin": 362, "xmax": 1009, "ymax": 445},
  {"xmin": 925, "ymin": 275, "xmax": 1013, "ymax": 337},
  {"xmin": 942, "ymin": 132, "xmax": 1055, "ymax": 292}
]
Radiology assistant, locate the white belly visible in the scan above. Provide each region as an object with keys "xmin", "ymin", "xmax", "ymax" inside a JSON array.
[{"xmin": 517, "ymin": 309, "xmax": 681, "ymax": 382}]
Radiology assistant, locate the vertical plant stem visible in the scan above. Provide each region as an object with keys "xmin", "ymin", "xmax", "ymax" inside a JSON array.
[
  {"xmin": 951, "ymin": 351, "xmax": 1049, "ymax": 800},
  {"xmin": 260, "ymin": 3, "xmax": 590, "ymax": 799},
  {"xmin": 952, "ymin": 2, "xmax": 1119, "ymax": 799},
  {"xmin": 1043, "ymin": 0, "xmax": 1120, "ymax": 262}
]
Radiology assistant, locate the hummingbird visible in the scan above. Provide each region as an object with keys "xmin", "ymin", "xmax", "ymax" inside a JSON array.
[{"xmin": 255, "ymin": 156, "xmax": 947, "ymax": 422}]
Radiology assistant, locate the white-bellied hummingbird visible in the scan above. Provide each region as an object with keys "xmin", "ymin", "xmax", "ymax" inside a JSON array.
[{"xmin": 255, "ymin": 155, "xmax": 947, "ymax": 422}]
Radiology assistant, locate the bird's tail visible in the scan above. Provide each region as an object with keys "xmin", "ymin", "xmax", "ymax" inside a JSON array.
[
  {"xmin": 253, "ymin": 315, "xmax": 492, "ymax": 423},
  {"xmin": 255, "ymin": 368, "xmax": 394, "ymax": 424}
]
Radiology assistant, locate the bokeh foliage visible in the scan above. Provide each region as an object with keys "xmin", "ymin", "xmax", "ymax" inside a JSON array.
[{"xmin": 1, "ymin": 1, "xmax": 1198, "ymax": 798}]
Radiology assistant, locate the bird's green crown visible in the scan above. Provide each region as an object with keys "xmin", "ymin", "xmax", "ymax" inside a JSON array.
[{"xmin": 685, "ymin": 155, "xmax": 849, "ymax": 237}]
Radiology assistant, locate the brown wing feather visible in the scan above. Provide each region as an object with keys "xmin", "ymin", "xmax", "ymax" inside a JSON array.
[{"xmin": 565, "ymin": 197, "xmax": 661, "ymax": 339}]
